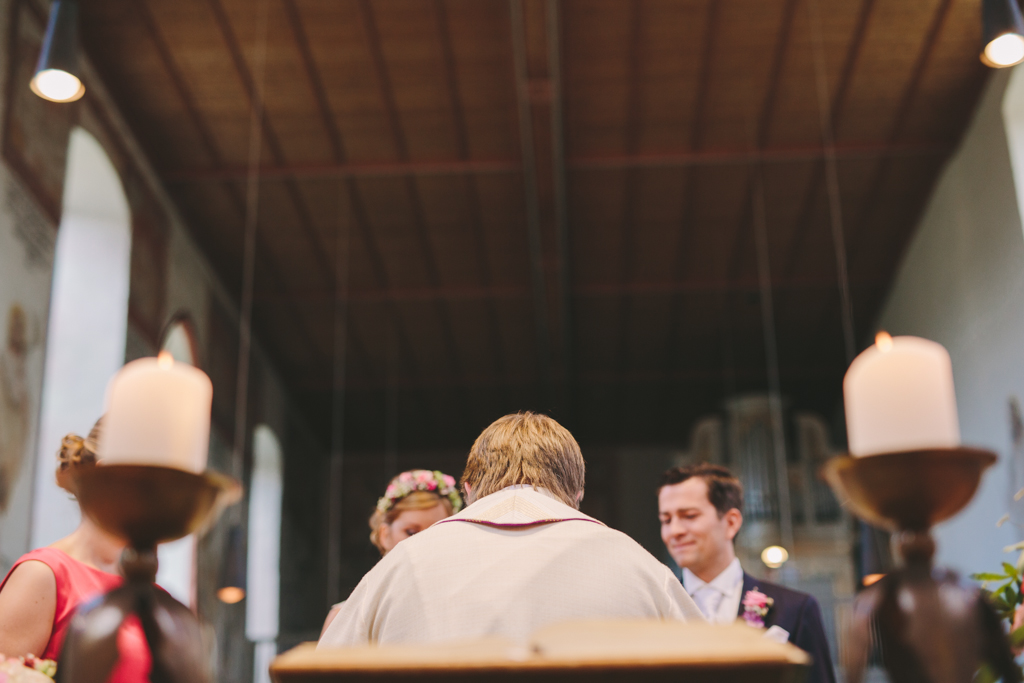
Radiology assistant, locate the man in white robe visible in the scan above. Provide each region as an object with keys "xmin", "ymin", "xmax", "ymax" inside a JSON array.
[{"xmin": 319, "ymin": 412, "xmax": 703, "ymax": 647}]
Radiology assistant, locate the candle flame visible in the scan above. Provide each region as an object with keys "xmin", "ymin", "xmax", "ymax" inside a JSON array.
[
  {"xmin": 157, "ymin": 351, "xmax": 174, "ymax": 370},
  {"xmin": 875, "ymin": 331, "xmax": 893, "ymax": 352}
]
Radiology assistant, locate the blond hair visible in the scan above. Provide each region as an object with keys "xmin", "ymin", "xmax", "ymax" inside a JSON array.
[
  {"xmin": 55, "ymin": 417, "xmax": 102, "ymax": 495},
  {"xmin": 368, "ymin": 491, "xmax": 454, "ymax": 555},
  {"xmin": 460, "ymin": 412, "xmax": 584, "ymax": 508}
]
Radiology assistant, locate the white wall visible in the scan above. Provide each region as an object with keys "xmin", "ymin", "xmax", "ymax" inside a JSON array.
[
  {"xmin": 31, "ymin": 128, "xmax": 131, "ymax": 548},
  {"xmin": 874, "ymin": 68, "xmax": 1024, "ymax": 576},
  {"xmin": 0, "ymin": 164, "xmax": 55, "ymax": 573}
]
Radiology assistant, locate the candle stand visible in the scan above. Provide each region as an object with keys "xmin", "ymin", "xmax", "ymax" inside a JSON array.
[
  {"xmin": 56, "ymin": 464, "xmax": 241, "ymax": 683},
  {"xmin": 823, "ymin": 448, "xmax": 1019, "ymax": 683}
]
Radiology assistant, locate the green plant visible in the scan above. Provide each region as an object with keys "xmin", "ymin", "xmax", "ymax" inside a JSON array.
[{"xmin": 971, "ymin": 548, "xmax": 1024, "ymax": 682}]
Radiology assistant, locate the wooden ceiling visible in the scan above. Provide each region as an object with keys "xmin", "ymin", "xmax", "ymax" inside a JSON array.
[{"xmin": 79, "ymin": 0, "xmax": 988, "ymax": 450}]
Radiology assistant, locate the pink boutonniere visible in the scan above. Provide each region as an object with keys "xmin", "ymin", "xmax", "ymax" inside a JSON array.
[{"xmin": 742, "ymin": 589, "xmax": 774, "ymax": 628}]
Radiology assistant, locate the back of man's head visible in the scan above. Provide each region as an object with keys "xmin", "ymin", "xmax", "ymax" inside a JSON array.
[
  {"xmin": 461, "ymin": 412, "xmax": 585, "ymax": 508},
  {"xmin": 658, "ymin": 462, "xmax": 744, "ymax": 517}
]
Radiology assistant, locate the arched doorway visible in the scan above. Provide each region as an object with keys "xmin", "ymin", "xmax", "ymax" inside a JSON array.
[
  {"xmin": 156, "ymin": 316, "xmax": 201, "ymax": 605},
  {"xmin": 31, "ymin": 127, "xmax": 130, "ymax": 547},
  {"xmin": 247, "ymin": 424, "xmax": 283, "ymax": 683}
]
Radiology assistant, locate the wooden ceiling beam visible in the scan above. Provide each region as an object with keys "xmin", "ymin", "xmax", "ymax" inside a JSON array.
[
  {"xmin": 251, "ymin": 275, "xmax": 886, "ymax": 305},
  {"xmin": 163, "ymin": 159, "xmax": 519, "ymax": 182},
  {"xmin": 298, "ymin": 365, "xmax": 845, "ymax": 392},
  {"xmin": 160, "ymin": 140, "xmax": 946, "ymax": 183},
  {"xmin": 280, "ymin": 0, "xmax": 345, "ymax": 161},
  {"xmin": 357, "ymin": 0, "xmax": 476, "ymax": 435},
  {"xmin": 700, "ymin": 0, "xmax": 803, "ymax": 426},
  {"xmin": 509, "ymin": 0, "xmax": 553, "ymax": 397},
  {"xmin": 435, "ymin": 0, "xmax": 509, "ymax": 397},
  {"xmin": 508, "ymin": 0, "xmax": 553, "ymax": 397},
  {"xmin": 845, "ymin": 0, "xmax": 954, "ymax": 269},
  {"xmin": 813, "ymin": 0, "xmax": 954, "ymax": 357},
  {"xmin": 205, "ymin": 0, "xmax": 336, "ymax": 288},
  {"xmin": 663, "ymin": 0, "xmax": 801, "ymax": 445},
  {"xmin": 547, "ymin": 0, "xmax": 573, "ymax": 423},
  {"xmin": 727, "ymin": 0, "xmax": 803, "ymax": 283},
  {"xmin": 611, "ymin": 0, "xmax": 645, "ymax": 437},
  {"xmin": 280, "ymin": 0, "xmax": 427, "ymax": 413},
  {"xmin": 782, "ymin": 0, "xmax": 879, "ymax": 278},
  {"xmin": 756, "ymin": 0, "xmax": 801, "ymax": 147},
  {"xmin": 134, "ymin": 0, "xmax": 336, "ymax": 371},
  {"xmin": 660, "ymin": 0, "xmax": 719, "ymax": 431}
]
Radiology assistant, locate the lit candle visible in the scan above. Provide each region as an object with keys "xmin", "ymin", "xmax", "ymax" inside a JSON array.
[
  {"xmin": 843, "ymin": 332, "xmax": 960, "ymax": 456},
  {"xmin": 98, "ymin": 351, "xmax": 213, "ymax": 472}
]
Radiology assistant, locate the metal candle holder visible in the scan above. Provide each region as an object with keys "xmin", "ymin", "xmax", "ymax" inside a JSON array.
[
  {"xmin": 823, "ymin": 447, "xmax": 1019, "ymax": 683},
  {"xmin": 57, "ymin": 464, "xmax": 241, "ymax": 683}
]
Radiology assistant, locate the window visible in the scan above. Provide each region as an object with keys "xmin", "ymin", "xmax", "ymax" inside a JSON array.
[
  {"xmin": 31, "ymin": 128, "xmax": 130, "ymax": 547},
  {"xmin": 247, "ymin": 424, "xmax": 282, "ymax": 683},
  {"xmin": 156, "ymin": 317, "xmax": 200, "ymax": 605}
]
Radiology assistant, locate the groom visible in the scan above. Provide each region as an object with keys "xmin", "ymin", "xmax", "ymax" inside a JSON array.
[{"xmin": 658, "ymin": 463, "xmax": 836, "ymax": 683}]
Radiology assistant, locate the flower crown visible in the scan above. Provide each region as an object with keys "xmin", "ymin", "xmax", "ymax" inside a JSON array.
[{"xmin": 376, "ymin": 469, "xmax": 463, "ymax": 515}]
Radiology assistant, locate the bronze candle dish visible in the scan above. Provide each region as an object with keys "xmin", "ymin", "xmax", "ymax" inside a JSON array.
[
  {"xmin": 823, "ymin": 447, "xmax": 1019, "ymax": 683},
  {"xmin": 57, "ymin": 464, "xmax": 241, "ymax": 683}
]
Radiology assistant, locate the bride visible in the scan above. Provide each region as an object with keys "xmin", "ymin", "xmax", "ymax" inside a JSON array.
[{"xmin": 321, "ymin": 469, "xmax": 462, "ymax": 635}]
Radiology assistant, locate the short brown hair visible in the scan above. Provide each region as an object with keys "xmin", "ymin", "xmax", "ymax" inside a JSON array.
[
  {"xmin": 461, "ymin": 412, "xmax": 585, "ymax": 508},
  {"xmin": 369, "ymin": 491, "xmax": 454, "ymax": 555},
  {"xmin": 659, "ymin": 463, "xmax": 743, "ymax": 517}
]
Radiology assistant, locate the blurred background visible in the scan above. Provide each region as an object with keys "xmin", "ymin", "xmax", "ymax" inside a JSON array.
[{"xmin": 1, "ymin": 0, "xmax": 1023, "ymax": 680}]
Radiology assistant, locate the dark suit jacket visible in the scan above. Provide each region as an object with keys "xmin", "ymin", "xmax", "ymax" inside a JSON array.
[{"xmin": 738, "ymin": 573, "xmax": 837, "ymax": 683}]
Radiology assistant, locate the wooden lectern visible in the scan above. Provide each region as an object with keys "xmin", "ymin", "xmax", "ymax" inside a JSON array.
[{"xmin": 271, "ymin": 620, "xmax": 810, "ymax": 683}]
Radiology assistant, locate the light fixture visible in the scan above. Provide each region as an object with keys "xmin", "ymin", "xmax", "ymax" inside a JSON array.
[
  {"xmin": 863, "ymin": 573, "xmax": 885, "ymax": 587},
  {"xmin": 29, "ymin": 0, "xmax": 85, "ymax": 102},
  {"xmin": 761, "ymin": 545, "xmax": 789, "ymax": 569},
  {"xmin": 982, "ymin": 0, "xmax": 1024, "ymax": 68},
  {"xmin": 217, "ymin": 526, "xmax": 246, "ymax": 604}
]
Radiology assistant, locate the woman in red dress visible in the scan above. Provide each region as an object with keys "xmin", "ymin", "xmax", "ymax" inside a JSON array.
[{"xmin": 0, "ymin": 421, "xmax": 151, "ymax": 681}]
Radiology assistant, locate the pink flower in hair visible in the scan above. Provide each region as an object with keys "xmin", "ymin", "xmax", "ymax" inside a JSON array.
[{"xmin": 443, "ymin": 474, "xmax": 456, "ymax": 487}]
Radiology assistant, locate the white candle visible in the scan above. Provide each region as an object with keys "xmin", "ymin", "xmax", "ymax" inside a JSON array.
[
  {"xmin": 843, "ymin": 332, "xmax": 960, "ymax": 456},
  {"xmin": 98, "ymin": 351, "xmax": 213, "ymax": 472}
]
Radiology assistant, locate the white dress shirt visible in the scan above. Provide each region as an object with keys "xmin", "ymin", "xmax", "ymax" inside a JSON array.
[
  {"xmin": 319, "ymin": 486, "xmax": 703, "ymax": 647},
  {"xmin": 682, "ymin": 557, "xmax": 744, "ymax": 625}
]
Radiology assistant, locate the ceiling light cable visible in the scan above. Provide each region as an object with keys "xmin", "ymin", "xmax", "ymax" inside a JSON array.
[
  {"xmin": 327, "ymin": 181, "xmax": 351, "ymax": 608},
  {"xmin": 230, "ymin": 0, "xmax": 270, "ymax": 481},
  {"xmin": 807, "ymin": 0, "xmax": 857, "ymax": 364},
  {"xmin": 751, "ymin": 169, "xmax": 796, "ymax": 555}
]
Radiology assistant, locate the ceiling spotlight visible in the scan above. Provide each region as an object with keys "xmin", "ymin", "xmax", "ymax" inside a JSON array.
[
  {"xmin": 761, "ymin": 545, "xmax": 789, "ymax": 569},
  {"xmin": 863, "ymin": 573, "xmax": 885, "ymax": 587},
  {"xmin": 217, "ymin": 526, "xmax": 246, "ymax": 604},
  {"xmin": 216, "ymin": 586, "xmax": 246, "ymax": 604},
  {"xmin": 29, "ymin": 0, "xmax": 85, "ymax": 102},
  {"xmin": 982, "ymin": 0, "xmax": 1024, "ymax": 68}
]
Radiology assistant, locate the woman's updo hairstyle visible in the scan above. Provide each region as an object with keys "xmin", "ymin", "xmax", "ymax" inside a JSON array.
[{"xmin": 55, "ymin": 417, "xmax": 102, "ymax": 495}]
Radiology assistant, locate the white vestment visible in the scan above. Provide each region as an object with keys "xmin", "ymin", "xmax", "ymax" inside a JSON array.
[{"xmin": 318, "ymin": 486, "xmax": 704, "ymax": 648}]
